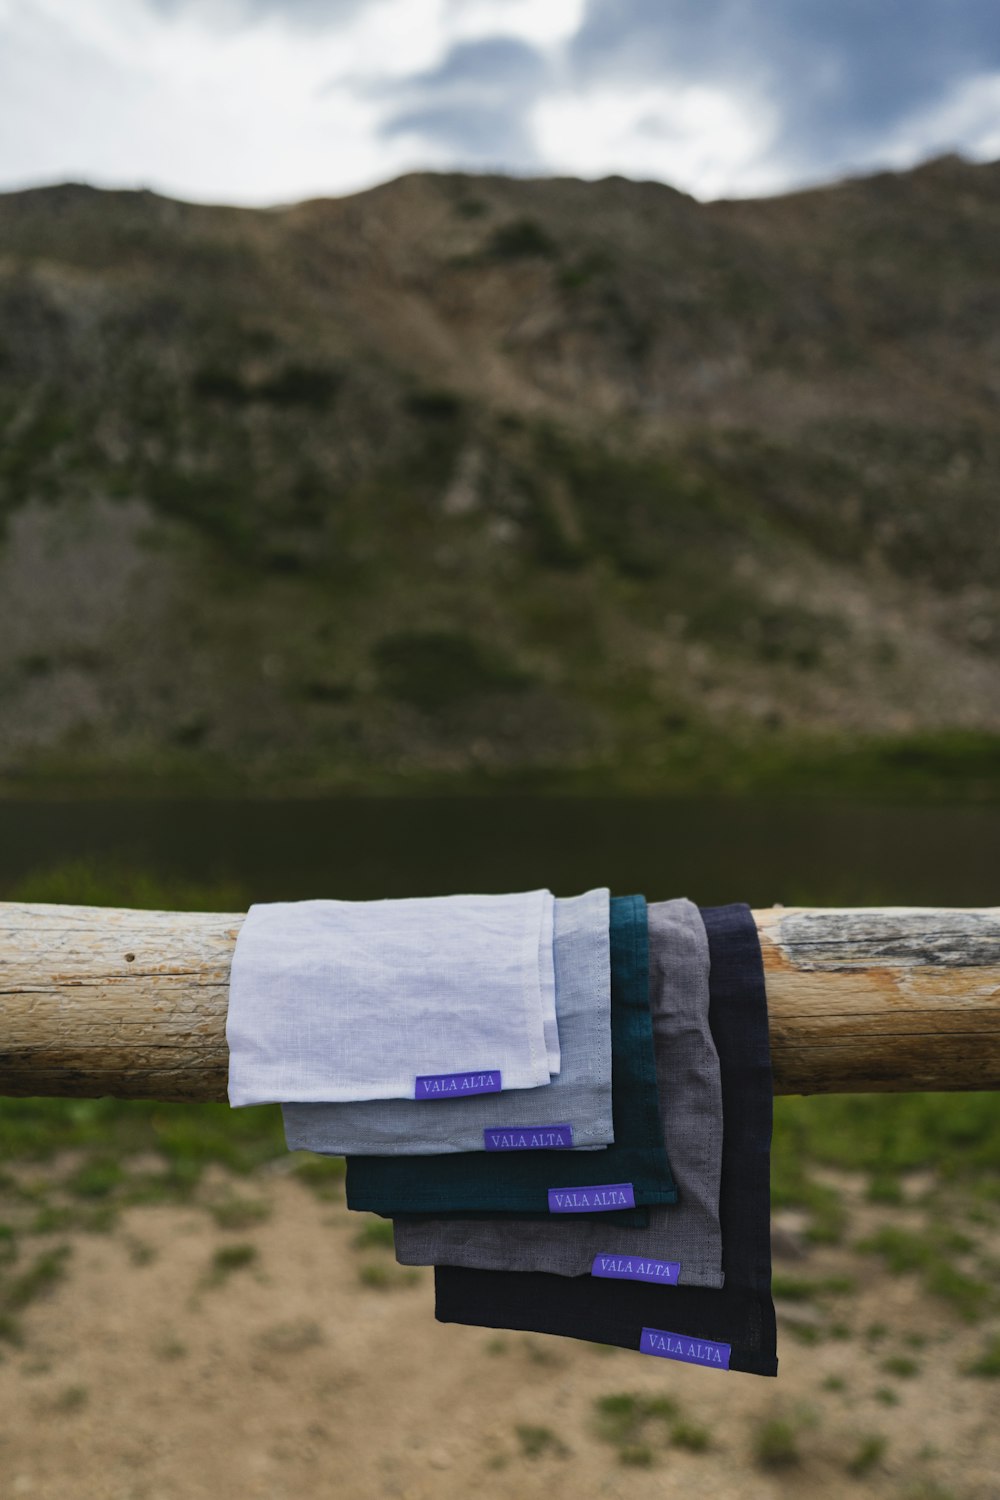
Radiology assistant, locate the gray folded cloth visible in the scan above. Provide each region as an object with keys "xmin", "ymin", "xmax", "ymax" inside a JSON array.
[
  {"xmin": 282, "ymin": 888, "xmax": 614, "ymax": 1155},
  {"xmin": 393, "ymin": 897, "xmax": 724, "ymax": 1286}
]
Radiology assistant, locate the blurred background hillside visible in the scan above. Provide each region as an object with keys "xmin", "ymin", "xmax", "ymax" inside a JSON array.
[{"xmin": 1, "ymin": 157, "xmax": 999, "ymax": 797}]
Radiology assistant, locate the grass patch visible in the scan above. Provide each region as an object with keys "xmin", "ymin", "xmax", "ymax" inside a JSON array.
[
  {"xmin": 670, "ymin": 1420, "xmax": 711, "ymax": 1453},
  {"xmin": 594, "ymin": 1391, "xmax": 678, "ymax": 1447},
  {"xmin": 30, "ymin": 1203, "xmax": 116, "ymax": 1235},
  {"xmin": 208, "ymin": 1243, "xmax": 257, "ymax": 1283},
  {"xmin": 847, "ymin": 1434, "xmax": 887, "ymax": 1477},
  {"xmin": 3, "ymin": 1245, "xmax": 71, "ymax": 1312},
  {"xmin": 0, "ymin": 1313, "xmax": 24, "ymax": 1346},
  {"xmin": 774, "ymin": 1091, "xmax": 1000, "ymax": 1185},
  {"xmin": 859, "ymin": 1227, "xmax": 994, "ymax": 1322},
  {"xmin": 154, "ymin": 1337, "xmax": 188, "ymax": 1361},
  {"xmin": 753, "ymin": 1417, "xmax": 801, "ymax": 1469},
  {"xmin": 293, "ymin": 1156, "xmax": 346, "ymax": 1196},
  {"xmin": 593, "ymin": 1391, "xmax": 697, "ymax": 1463},
  {"xmin": 859, "ymin": 1227, "xmax": 927, "ymax": 1273},
  {"xmin": 515, "ymin": 1424, "xmax": 568, "ymax": 1459},
  {"xmin": 963, "ymin": 1334, "xmax": 1000, "ymax": 1376},
  {"xmin": 67, "ymin": 1156, "xmax": 126, "ymax": 1199},
  {"xmin": 4, "ymin": 858, "xmax": 247, "ymax": 913},
  {"xmin": 352, "ymin": 1217, "xmax": 395, "ymax": 1251},
  {"xmin": 924, "ymin": 1262, "xmax": 992, "ymax": 1321},
  {"xmin": 127, "ymin": 1238, "xmax": 157, "ymax": 1266},
  {"xmin": 520, "ymin": 1336, "xmax": 560, "ymax": 1366},
  {"xmin": 785, "ymin": 1322, "xmax": 824, "ymax": 1346},
  {"xmin": 357, "ymin": 1262, "xmax": 418, "ymax": 1290},
  {"xmin": 770, "ymin": 1147, "xmax": 847, "ymax": 1245},
  {"xmin": 208, "ymin": 1196, "xmax": 271, "ymax": 1231},
  {"xmin": 618, "ymin": 1445, "xmax": 654, "ymax": 1467},
  {"xmin": 255, "ymin": 1319, "xmax": 324, "ymax": 1354},
  {"xmin": 881, "ymin": 1355, "xmax": 920, "ymax": 1378},
  {"xmin": 0, "ymin": 1244, "xmax": 72, "ymax": 1345},
  {"xmin": 867, "ymin": 1174, "xmax": 905, "ymax": 1205},
  {"xmin": 51, "ymin": 1384, "xmax": 89, "ymax": 1413},
  {"xmin": 0, "ymin": 1096, "xmax": 285, "ymax": 1188},
  {"xmin": 772, "ymin": 1274, "xmax": 856, "ymax": 1301}
]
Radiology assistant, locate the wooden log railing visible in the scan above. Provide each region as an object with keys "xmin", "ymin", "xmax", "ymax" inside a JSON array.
[{"xmin": 0, "ymin": 903, "xmax": 998, "ymax": 1101}]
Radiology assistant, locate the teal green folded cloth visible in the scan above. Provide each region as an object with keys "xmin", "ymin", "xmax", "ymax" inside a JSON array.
[{"xmin": 345, "ymin": 894, "xmax": 676, "ymax": 1223}]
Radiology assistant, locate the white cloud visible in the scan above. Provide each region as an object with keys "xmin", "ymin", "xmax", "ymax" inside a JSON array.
[
  {"xmin": 0, "ymin": 0, "xmax": 449, "ymax": 202},
  {"xmin": 533, "ymin": 82, "xmax": 784, "ymax": 200},
  {"xmin": 448, "ymin": 0, "xmax": 584, "ymax": 50},
  {"xmin": 0, "ymin": 0, "xmax": 997, "ymax": 206},
  {"xmin": 882, "ymin": 70, "xmax": 1000, "ymax": 171}
]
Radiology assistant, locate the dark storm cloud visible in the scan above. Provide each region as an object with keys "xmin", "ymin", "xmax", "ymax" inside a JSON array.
[
  {"xmin": 570, "ymin": 0, "xmax": 1000, "ymax": 165},
  {"xmin": 378, "ymin": 36, "xmax": 549, "ymax": 167}
]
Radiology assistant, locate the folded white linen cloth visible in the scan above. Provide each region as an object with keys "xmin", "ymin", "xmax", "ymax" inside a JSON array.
[
  {"xmin": 226, "ymin": 891, "xmax": 556, "ymax": 1106},
  {"xmin": 281, "ymin": 888, "xmax": 611, "ymax": 1154}
]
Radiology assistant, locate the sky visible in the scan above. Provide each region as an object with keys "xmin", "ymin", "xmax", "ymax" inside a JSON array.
[{"xmin": 2, "ymin": 0, "xmax": 1000, "ymax": 205}]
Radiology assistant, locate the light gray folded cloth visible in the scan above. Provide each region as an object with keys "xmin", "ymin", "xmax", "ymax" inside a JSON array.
[
  {"xmin": 282, "ymin": 888, "xmax": 614, "ymax": 1155},
  {"xmin": 392, "ymin": 897, "xmax": 724, "ymax": 1285}
]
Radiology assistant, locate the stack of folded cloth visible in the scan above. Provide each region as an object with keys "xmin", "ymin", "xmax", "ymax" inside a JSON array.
[{"xmin": 227, "ymin": 888, "xmax": 776, "ymax": 1377}]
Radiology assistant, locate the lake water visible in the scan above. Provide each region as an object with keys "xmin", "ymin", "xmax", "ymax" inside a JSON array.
[{"xmin": 1, "ymin": 798, "xmax": 996, "ymax": 909}]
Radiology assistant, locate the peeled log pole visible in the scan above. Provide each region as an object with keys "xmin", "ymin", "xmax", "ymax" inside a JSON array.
[{"xmin": 0, "ymin": 903, "xmax": 999, "ymax": 1102}]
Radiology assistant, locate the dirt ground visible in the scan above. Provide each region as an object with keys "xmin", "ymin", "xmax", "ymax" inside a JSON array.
[{"xmin": 0, "ymin": 1164, "xmax": 997, "ymax": 1500}]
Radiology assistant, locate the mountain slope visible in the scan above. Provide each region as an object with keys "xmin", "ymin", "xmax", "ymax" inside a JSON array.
[{"xmin": 1, "ymin": 159, "xmax": 998, "ymax": 792}]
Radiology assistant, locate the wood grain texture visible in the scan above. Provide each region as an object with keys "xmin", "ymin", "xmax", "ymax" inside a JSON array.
[
  {"xmin": 1, "ymin": 903, "xmax": 998, "ymax": 1100},
  {"xmin": 758, "ymin": 906, "xmax": 1000, "ymax": 1094},
  {"xmin": 0, "ymin": 904, "xmax": 241, "ymax": 1102}
]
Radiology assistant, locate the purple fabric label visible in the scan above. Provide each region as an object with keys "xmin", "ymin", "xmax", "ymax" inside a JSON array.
[
  {"xmin": 592, "ymin": 1254, "xmax": 680, "ymax": 1284},
  {"xmin": 484, "ymin": 1125, "xmax": 574, "ymax": 1150},
  {"xmin": 414, "ymin": 1071, "xmax": 502, "ymax": 1099},
  {"xmin": 547, "ymin": 1183, "xmax": 635, "ymax": 1213},
  {"xmin": 640, "ymin": 1328, "xmax": 731, "ymax": 1370}
]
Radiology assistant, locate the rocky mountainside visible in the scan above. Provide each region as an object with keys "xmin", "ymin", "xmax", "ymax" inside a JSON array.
[{"xmin": 1, "ymin": 156, "xmax": 998, "ymax": 792}]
